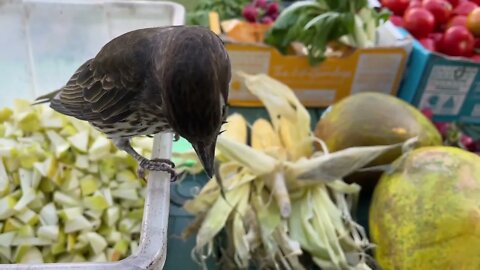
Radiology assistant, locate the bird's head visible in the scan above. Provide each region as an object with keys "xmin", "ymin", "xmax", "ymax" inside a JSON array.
[{"xmin": 155, "ymin": 26, "xmax": 231, "ymax": 178}]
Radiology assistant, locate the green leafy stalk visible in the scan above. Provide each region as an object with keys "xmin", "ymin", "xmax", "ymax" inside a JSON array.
[{"xmin": 264, "ymin": 0, "xmax": 390, "ymax": 65}]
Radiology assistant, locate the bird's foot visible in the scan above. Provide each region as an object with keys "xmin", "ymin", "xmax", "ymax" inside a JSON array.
[{"xmin": 138, "ymin": 158, "xmax": 177, "ymax": 182}]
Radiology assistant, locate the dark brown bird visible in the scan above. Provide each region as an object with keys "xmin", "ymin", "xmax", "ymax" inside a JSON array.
[{"xmin": 34, "ymin": 25, "xmax": 231, "ymax": 180}]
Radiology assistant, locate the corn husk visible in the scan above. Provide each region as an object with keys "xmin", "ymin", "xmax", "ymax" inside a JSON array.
[{"xmin": 183, "ymin": 73, "xmax": 416, "ymax": 269}]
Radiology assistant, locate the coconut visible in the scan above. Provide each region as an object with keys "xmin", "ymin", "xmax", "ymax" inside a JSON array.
[{"xmin": 369, "ymin": 146, "xmax": 480, "ymax": 269}]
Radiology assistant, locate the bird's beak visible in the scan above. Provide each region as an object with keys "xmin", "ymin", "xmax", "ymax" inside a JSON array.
[{"xmin": 192, "ymin": 141, "xmax": 216, "ymax": 178}]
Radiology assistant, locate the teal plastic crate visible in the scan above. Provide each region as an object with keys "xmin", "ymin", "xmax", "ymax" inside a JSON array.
[{"xmin": 397, "ymin": 31, "xmax": 480, "ymax": 124}]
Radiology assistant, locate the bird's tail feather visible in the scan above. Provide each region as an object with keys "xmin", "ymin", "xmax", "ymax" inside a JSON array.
[{"xmin": 31, "ymin": 89, "xmax": 61, "ymax": 105}]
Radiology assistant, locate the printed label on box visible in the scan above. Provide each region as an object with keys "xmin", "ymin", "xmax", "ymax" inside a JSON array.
[
  {"xmin": 228, "ymin": 50, "xmax": 272, "ymax": 102},
  {"xmin": 418, "ymin": 65, "xmax": 478, "ymax": 116},
  {"xmin": 351, "ymin": 53, "xmax": 403, "ymax": 95}
]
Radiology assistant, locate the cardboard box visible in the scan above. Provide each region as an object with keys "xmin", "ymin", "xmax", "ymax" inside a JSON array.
[
  {"xmin": 398, "ymin": 38, "xmax": 480, "ymax": 124},
  {"xmin": 225, "ymin": 22, "xmax": 413, "ymax": 107}
]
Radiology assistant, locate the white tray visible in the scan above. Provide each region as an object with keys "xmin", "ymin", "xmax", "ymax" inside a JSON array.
[{"xmin": 0, "ymin": 0, "xmax": 185, "ymax": 269}]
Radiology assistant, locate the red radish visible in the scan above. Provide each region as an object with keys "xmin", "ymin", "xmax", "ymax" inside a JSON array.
[
  {"xmin": 471, "ymin": 0, "xmax": 480, "ymax": 6},
  {"xmin": 447, "ymin": 15, "xmax": 467, "ymax": 28},
  {"xmin": 404, "ymin": 8, "xmax": 436, "ymax": 38},
  {"xmin": 475, "ymin": 38, "xmax": 480, "ymax": 48},
  {"xmin": 261, "ymin": 16, "xmax": 273, "ymax": 24},
  {"xmin": 441, "ymin": 26, "xmax": 475, "ymax": 56},
  {"xmin": 390, "ymin": 15, "xmax": 405, "ymax": 27},
  {"xmin": 435, "ymin": 122, "xmax": 450, "ymax": 138},
  {"xmin": 422, "ymin": 0, "xmax": 453, "ymax": 26},
  {"xmin": 467, "ymin": 7, "xmax": 480, "ymax": 36},
  {"xmin": 452, "ymin": 1, "xmax": 478, "ymax": 16},
  {"xmin": 421, "ymin": 108, "xmax": 434, "ymax": 120},
  {"xmin": 254, "ymin": 0, "xmax": 268, "ymax": 9},
  {"xmin": 266, "ymin": 2, "xmax": 279, "ymax": 15},
  {"xmin": 460, "ymin": 135, "xmax": 476, "ymax": 151},
  {"xmin": 242, "ymin": 5, "xmax": 258, "ymax": 22},
  {"xmin": 419, "ymin": 38, "xmax": 437, "ymax": 51},
  {"xmin": 381, "ymin": 0, "xmax": 410, "ymax": 16}
]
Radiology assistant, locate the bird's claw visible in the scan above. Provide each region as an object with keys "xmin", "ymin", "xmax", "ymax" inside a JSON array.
[{"xmin": 139, "ymin": 158, "xmax": 177, "ymax": 182}]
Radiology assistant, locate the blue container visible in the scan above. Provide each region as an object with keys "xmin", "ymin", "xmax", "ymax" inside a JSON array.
[{"xmin": 397, "ymin": 37, "xmax": 480, "ymax": 124}]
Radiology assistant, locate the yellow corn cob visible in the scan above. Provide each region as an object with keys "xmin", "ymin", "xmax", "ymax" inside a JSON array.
[
  {"xmin": 221, "ymin": 113, "xmax": 248, "ymax": 144},
  {"xmin": 239, "ymin": 72, "xmax": 313, "ymax": 160},
  {"xmin": 251, "ymin": 118, "xmax": 282, "ymax": 152}
]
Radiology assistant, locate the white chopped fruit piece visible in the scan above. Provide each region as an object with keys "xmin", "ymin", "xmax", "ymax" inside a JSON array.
[
  {"xmin": 31, "ymin": 169, "xmax": 41, "ymax": 190},
  {"xmin": 3, "ymin": 218, "xmax": 22, "ymax": 232},
  {"xmin": 83, "ymin": 193, "xmax": 109, "ymax": 211},
  {"xmin": 40, "ymin": 109, "xmax": 63, "ymax": 129},
  {"xmin": 14, "ymin": 187, "xmax": 36, "ymax": 211},
  {"xmin": 87, "ymin": 163, "xmax": 99, "ymax": 173},
  {"xmin": 0, "ymin": 159, "xmax": 10, "ymax": 196},
  {"xmin": 71, "ymin": 254, "xmax": 86, "ymax": 262},
  {"xmin": 67, "ymin": 131, "xmax": 89, "ymax": 152},
  {"xmin": 84, "ymin": 209, "xmax": 103, "ymax": 221},
  {"xmin": 19, "ymin": 247, "xmax": 43, "ymax": 264},
  {"xmin": 86, "ymin": 232, "xmax": 108, "ymax": 254},
  {"xmin": 16, "ymin": 208, "xmax": 38, "ymax": 225},
  {"xmin": 116, "ymin": 170, "xmax": 137, "ymax": 182},
  {"xmin": 0, "ymin": 232, "xmax": 16, "ymax": 247},
  {"xmin": 104, "ymin": 206, "xmax": 120, "ymax": 227},
  {"xmin": 53, "ymin": 191, "xmax": 80, "ymax": 207},
  {"xmin": 75, "ymin": 155, "xmax": 89, "ymax": 169},
  {"xmin": 60, "ymin": 170, "xmax": 80, "ymax": 192},
  {"xmin": 88, "ymin": 137, "xmax": 111, "ymax": 161},
  {"xmin": 106, "ymin": 231, "xmax": 121, "ymax": 245},
  {"xmin": 12, "ymin": 237, "xmax": 51, "ymax": 246},
  {"xmin": 33, "ymin": 156, "xmax": 56, "ymax": 178},
  {"xmin": 80, "ymin": 175, "xmax": 97, "ymax": 196},
  {"xmin": 46, "ymin": 130, "xmax": 70, "ymax": 158},
  {"xmin": 118, "ymin": 219, "xmax": 135, "ymax": 233},
  {"xmin": 0, "ymin": 195, "xmax": 18, "ymax": 219},
  {"xmin": 64, "ymin": 215, "xmax": 92, "ymax": 234},
  {"xmin": 111, "ymin": 188, "xmax": 138, "ymax": 201},
  {"xmin": 0, "ymin": 246, "xmax": 11, "ymax": 261},
  {"xmin": 37, "ymin": 225, "xmax": 59, "ymax": 241},
  {"xmin": 14, "ymin": 245, "xmax": 30, "ymax": 263},
  {"xmin": 100, "ymin": 188, "xmax": 113, "ymax": 206},
  {"xmin": 130, "ymin": 241, "xmax": 139, "ymax": 255},
  {"xmin": 39, "ymin": 203, "xmax": 58, "ymax": 226},
  {"xmin": 18, "ymin": 168, "xmax": 33, "ymax": 193},
  {"xmin": 89, "ymin": 252, "xmax": 107, "ymax": 263},
  {"xmin": 58, "ymin": 207, "xmax": 83, "ymax": 222}
]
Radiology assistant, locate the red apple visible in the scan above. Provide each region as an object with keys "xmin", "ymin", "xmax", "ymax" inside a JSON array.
[
  {"xmin": 422, "ymin": 0, "xmax": 453, "ymax": 26},
  {"xmin": 441, "ymin": 25, "xmax": 475, "ymax": 56},
  {"xmin": 409, "ymin": 0, "xmax": 422, "ymax": 9},
  {"xmin": 471, "ymin": 54, "xmax": 480, "ymax": 61},
  {"xmin": 429, "ymin": 32, "xmax": 444, "ymax": 50},
  {"xmin": 381, "ymin": 0, "xmax": 410, "ymax": 16},
  {"xmin": 447, "ymin": 15, "xmax": 468, "ymax": 29},
  {"xmin": 419, "ymin": 38, "xmax": 437, "ymax": 51},
  {"xmin": 453, "ymin": 1, "xmax": 478, "ymax": 16},
  {"xmin": 390, "ymin": 15, "xmax": 405, "ymax": 27},
  {"xmin": 446, "ymin": 0, "xmax": 460, "ymax": 7},
  {"xmin": 404, "ymin": 7, "xmax": 436, "ymax": 38}
]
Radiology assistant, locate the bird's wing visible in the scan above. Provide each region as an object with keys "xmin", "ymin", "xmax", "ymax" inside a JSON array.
[{"xmin": 51, "ymin": 27, "xmax": 171, "ymax": 124}]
